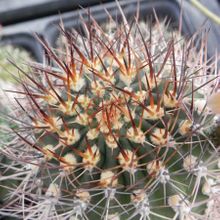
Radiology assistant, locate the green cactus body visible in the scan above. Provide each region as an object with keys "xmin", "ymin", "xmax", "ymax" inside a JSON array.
[
  {"xmin": 0, "ymin": 9, "xmax": 219, "ymax": 220},
  {"xmin": 0, "ymin": 45, "xmax": 33, "ymax": 82}
]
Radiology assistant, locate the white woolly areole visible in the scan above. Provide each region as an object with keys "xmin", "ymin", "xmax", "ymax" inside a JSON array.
[
  {"xmin": 60, "ymin": 129, "xmax": 80, "ymax": 145},
  {"xmin": 202, "ymin": 178, "xmax": 217, "ymax": 196},
  {"xmin": 131, "ymin": 190, "xmax": 146, "ymax": 203},
  {"xmin": 164, "ymin": 91, "xmax": 178, "ymax": 108},
  {"xmin": 179, "ymin": 120, "xmax": 192, "ymax": 135},
  {"xmin": 46, "ymin": 183, "xmax": 60, "ymax": 198},
  {"xmin": 75, "ymin": 189, "xmax": 90, "ymax": 203},
  {"xmin": 60, "ymin": 153, "xmax": 77, "ymax": 172},
  {"xmin": 87, "ymin": 128, "xmax": 99, "ymax": 140},
  {"xmin": 147, "ymin": 160, "xmax": 164, "ymax": 175},
  {"xmin": 150, "ymin": 128, "xmax": 169, "ymax": 146},
  {"xmin": 146, "ymin": 160, "xmax": 170, "ymax": 183},
  {"xmin": 134, "ymin": 90, "xmax": 148, "ymax": 103},
  {"xmin": 168, "ymin": 194, "xmax": 191, "ymax": 216},
  {"xmin": 43, "ymin": 144, "xmax": 54, "ymax": 160},
  {"xmin": 70, "ymin": 75, "xmax": 85, "ymax": 92},
  {"xmin": 100, "ymin": 170, "xmax": 118, "ymax": 187},
  {"xmin": 105, "ymin": 134, "xmax": 118, "ymax": 149},
  {"xmin": 127, "ymin": 127, "xmax": 145, "ymax": 144},
  {"xmin": 118, "ymin": 149, "xmax": 137, "ymax": 173},
  {"xmin": 78, "ymin": 95, "xmax": 91, "ymax": 109},
  {"xmin": 70, "ymin": 189, "xmax": 91, "ymax": 218},
  {"xmin": 143, "ymin": 105, "xmax": 164, "ymax": 120},
  {"xmin": 83, "ymin": 145, "xmax": 100, "ymax": 170},
  {"xmin": 50, "ymin": 117, "xmax": 62, "ymax": 131},
  {"xmin": 131, "ymin": 190, "xmax": 150, "ymax": 218},
  {"xmin": 95, "ymin": 103, "xmax": 123, "ymax": 133},
  {"xmin": 59, "ymin": 101, "xmax": 79, "ymax": 116},
  {"xmin": 183, "ymin": 155, "xmax": 198, "ymax": 172},
  {"xmin": 46, "ymin": 89, "xmax": 59, "ymax": 105}
]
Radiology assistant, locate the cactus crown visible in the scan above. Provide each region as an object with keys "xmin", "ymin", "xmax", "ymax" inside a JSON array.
[{"xmin": 1, "ymin": 5, "xmax": 220, "ymax": 220}]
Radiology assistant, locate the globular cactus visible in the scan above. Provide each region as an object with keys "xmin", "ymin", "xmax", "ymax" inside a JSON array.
[
  {"xmin": 1, "ymin": 6, "xmax": 220, "ymax": 220},
  {"xmin": 0, "ymin": 44, "xmax": 33, "ymax": 211},
  {"xmin": 0, "ymin": 45, "xmax": 33, "ymax": 82},
  {"xmin": 0, "ymin": 44, "xmax": 33, "ymax": 142}
]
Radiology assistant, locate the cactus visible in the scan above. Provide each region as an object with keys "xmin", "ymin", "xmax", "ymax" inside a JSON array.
[
  {"xmin": 0, "ymin": 44, "xmax": 34, "ymax": 211},
  {"xmin": 0, "ymin": 44, "xmax": 33, "ymax": 141},
  {"xmin": 0, "ymin": 45, "xmax": 33, "ymax": 82},
  {"xmin": 1, "ymin": 6, "xmax": 220, "ymax": 220}
]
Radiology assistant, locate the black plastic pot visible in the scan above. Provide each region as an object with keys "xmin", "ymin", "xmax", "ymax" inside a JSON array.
[
  {"xmin": 0, "ymin": 33, "xmax": 43, "ymax": 62},
  {"xmin": 0, "ymin": 0, "xmax": 111, "ymax": 26},
  {"xmin": 0, "ymin": 0, "xmax": 112, "ymax": 64}
]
